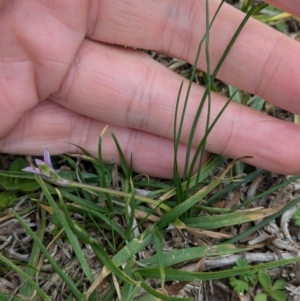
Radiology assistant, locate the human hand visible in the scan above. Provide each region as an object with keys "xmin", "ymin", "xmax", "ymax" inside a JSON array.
[{"xmin": 0, "ymin": 0, "xmax": 299, "ymax": 178}]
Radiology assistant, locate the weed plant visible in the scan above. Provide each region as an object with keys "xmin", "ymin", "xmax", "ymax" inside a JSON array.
[{"xmin": 0, "ymin": 1, "xmax": 300, "ymax": 300}]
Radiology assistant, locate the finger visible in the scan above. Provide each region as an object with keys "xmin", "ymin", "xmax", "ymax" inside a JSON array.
[
  {"xmin": 0, "ymin": 0, "xmax": 87, "ymax": 138},
  {"xmin": 0, "ymin": 100, "xmax": 204, "ymax": 179},
  {"xmin": 264, "ymin": 0, "xmax": 300, "ymax": 15},
  {"xmin": 88, "ymin": 0, "xmax": 300, "ymax": 114},
  {"xmin": 51, "ymin": 40, "xmax": 300, "ymax": 175}
]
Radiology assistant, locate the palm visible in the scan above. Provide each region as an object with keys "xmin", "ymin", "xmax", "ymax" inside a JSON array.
[{"xmin": 0, "ymin": 0, "xmax": 300, "ymax": 178}]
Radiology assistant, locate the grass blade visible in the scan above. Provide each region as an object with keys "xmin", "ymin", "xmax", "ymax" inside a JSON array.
[
  {"xmin": 141, "ymin": 244, "xmax": 256, "ymax": 268},
  {"xmin": 19, "ymin": 208, "xmax": 46, "ymax": 296},
  {"xmin": 153, "ymin": 228, "xmax": 165, "ymax": 288},
  {"xmin": 136, "ymin": 256, "xmax": 300, "ymax": 282},
  {"xmin": 0, "ymin": 253, "xmax": 51, "ymax": 301},
  {"xmin": 12, "ymin": 210, "xmax": 84, "ymax": 300},
  {"xmin": 36, "ymin": 175, "xmax": 94, "ymax": 283}
]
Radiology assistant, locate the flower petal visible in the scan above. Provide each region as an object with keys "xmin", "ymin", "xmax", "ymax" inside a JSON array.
[
  {"xmin": 22, "ymin": 166, "xmax": 42, "ymax": 175},
  {"xmin": 35, "ymin": 159, "xmax": 44, "ymax": 166},
  {"xmin": 43, "ymin": 148, "xmax": 54, "ymax": 169}
]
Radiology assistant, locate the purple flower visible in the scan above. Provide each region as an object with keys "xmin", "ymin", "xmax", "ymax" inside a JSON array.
[
  {"xmin": 22, "ymin": 148, "xmax": 72, "ymax": 186},
  {"xmin": 22, "ymin": 148, "xmax": 57, "ymax": 177}
]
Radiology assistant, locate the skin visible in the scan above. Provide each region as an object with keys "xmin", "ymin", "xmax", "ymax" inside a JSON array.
[{"xmin": 0, "ymin": 0, "xmax": 299, "ymax": 178}]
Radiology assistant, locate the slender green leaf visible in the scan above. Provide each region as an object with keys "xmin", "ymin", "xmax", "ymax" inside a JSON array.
[
  {"xmin": 140, "ymin": 244, "xmax": 254, "ymax": 268},
  {"xmin": 163, "ymin": 155, "xmax": 226, "ymax": 201},
  {"xmin": 205, "ymin": 169, "xmax": 266, "ymax": 206},
  {"xmin": 37, "ymin": 176, "xmax": 94, "ymax": 283},
  {"xmin": 134, "ymin": 272, "xmax": 191, "ymax": 301},
  {"xmin": 98, "ymin": 126, "xmax": 114, "ymax": 211},
  {"xmin": 0, "ymin": 252, "xmax": 51, "ymax": 301},
  {"xmin": 183, "ymin": 207, "xmax": 279, "ymax": 229},
  {"xmin": 90, "ymin": 243, "xmax": 140, "ymax": 285},
  {"xmin": 136, "ymin": 257, "xmax": 300, "ymax": 281},
  {"xmin": 20, "ymin": 208, "xmax": 46, "ymax": 296},
  {"xmin": 158, "ymin": 159, "xmax": 239, "ymax": 229},
  {"xmin": 13, "ymin": 212, "xmax": 84, "ymax": 300},
  {"xmin": 225, "ymin": 195, "xmax": 300, "ymax": 243},
  {"xmin": 0, "ymin": 294, "xmax": 31, "ymax": 301},
  {"xmin": 110, "ymin": 131, "xmax": 132, "ymax": 179},
  {"xmin": 153, "ymin": 228, "xmax": 165, "ymax": 288}
]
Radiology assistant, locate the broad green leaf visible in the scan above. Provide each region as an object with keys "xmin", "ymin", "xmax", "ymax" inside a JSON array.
[
  {"xmin": 254, "ymin": 293, "xmax": 268, "ymax": 301},
  {"xmin": 258, "ymin": 271, "xmax": 271, "ymax": 291},
  {"xmin": 0, "ymin": 175, "xmax": 19, "ymax": 190},
  {"xmin": 272, "ymin": 278, "xmax": 287, "ymax": 290},
  {"xmin": 0, "ymin": 191, "xmax": 17, "ymax": 207},
  {"xmin": 19, "ymin": 179, "xmax": 40, "ymax": 192},
  {"xmin": 10, "ymin": 157, "xmax": 26, "ymax": 171},
  {"xmin": 269, "ymin": 290, "xmax": 287, "ymax": 301}
]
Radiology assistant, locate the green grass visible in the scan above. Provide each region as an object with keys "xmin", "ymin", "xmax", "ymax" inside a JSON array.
[{"xmin": 0, "ymin": 1, "xmax": 300, "ymax": 300}]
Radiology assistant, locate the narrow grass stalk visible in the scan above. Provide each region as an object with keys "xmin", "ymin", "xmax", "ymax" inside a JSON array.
[
  {"xmin": 153, "ymin": 228, "xmax": 165, "ymax": 288},
  {"xmin": 0, "ymin": 294, "xmax": 29, "ymax": 301},
  {"xmin": 173, "ymin": 82, "xmax": 185, "ymax": 205},
  {"xmin": 172, "ymin": 1, "xmax": 226, "ymax": 210},
  {"xmin": 229, "ymin": 173, "xmax": 300, "ymax": 212},
  {"xmin": 19, "ymin": 208, "xmax": 46, "ymax": 297},
  {"xmin": 0, "ymin": 253, "xmax": 51, "ymax": 301},
  {"xmin": 88, "ymin": 243, "xmax": 140, "ymax": 286},
  {"xmin": 36, "ymin": 176, "xmax": 94, "ymax": 283},
  {"xmin": 196, "ymin": 0, "xmax": 212, "ymax": 190},
  {"xmin": 205, "ymin": 168, "xmax": 266, "ymax": 206},
  {"xmin": 157, "ymin": 158, "xmax": 242, "ymax": 229},
  {"xmin": 134, "ymin": 272, "xmax": 191, "ymax": 301},
  {"xmin": 12, "ymin": 210, "xmax": 84, "ymax": 300},
  {"xmin": 162, "ymin": 155, "xmax": 226, "ymax": 200},
  {"xmin": 111, "ymin": 131, "xmax": 132, "ymax": 180},
  {"xmin": 123, "ymin": 178, "xmax": 138, "ymax": 241},
  {"xmin": 98, "ymin": 127, "xmax": 117, "ymax": 251},
  {"xmin": 119, "ymin": 259, "xmax": 138, "ymax": 301},
  {"xmin": 182, "ymin": 0, "xmax": 226, "ymax": 181},
  {"xmin": 98, "ymin": 125, "xmax": 114, "ymax": 212},
  {"xmin": 185, "ymin": 3, "xmax": 266, "ymax": 194}
]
